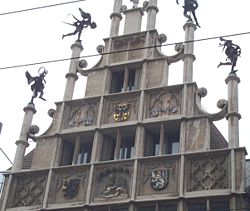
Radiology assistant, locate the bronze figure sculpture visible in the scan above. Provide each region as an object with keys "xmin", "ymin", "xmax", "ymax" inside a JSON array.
[
  {"xmin": 62, "ymin": 8, "xmax": 96, "ymax": 41},
  {"xmin": 25, "ymin": 67, "xmax": 48, "ymax": 104},
  {"xmin": 217, "ymin": 37, "xmax": 241, "ymax": 74},
  {"xmin": 176, "ymin": 0, "xmax": 200, "ymax": 28}
]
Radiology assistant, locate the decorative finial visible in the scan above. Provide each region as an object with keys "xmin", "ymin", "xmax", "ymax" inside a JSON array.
[
  {"xmin": 25, "ymin": 67, "xmax": 48, "ymax": 104},
  {"xmin": 176, "ymin": 0, "xmax": 200, "ymax": 28},
  {"xmin": 217, "ymin": 37, "xmax": 241, "ymax": 74},
  {"xmin": 62, "ymin": 8, "xmax": 97, "ymax": 42},
  {"xmin": 130, "ymin": 0, "xmax": 139, "ymax": 8}
]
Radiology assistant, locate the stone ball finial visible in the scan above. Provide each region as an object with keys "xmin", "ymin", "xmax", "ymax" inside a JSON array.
[
  {"xmin": 48, "ymin": 109, "xmax": 56, "ymax": 118},
  {"xmin": 217, "ymin": 99, "xmax": 228, "ymax": 109},
  {"xmin": 197, "ymin": 87, "xmax": 207, "ymax": 98},
  {"xmin": 175, "ymin": 43, "xmax": 184, "ymax": 52},
  {"xmin": 120, "ymin": 5, "xmax": 127, "ymax": 13},
  {"xmin": 29, "ymin": 125, "xmax": 40, "ymax": 135},
  {"xmin": 142, "ymin": 1, "xmax": 149, "ymax": 11},
  {"xmin": 158, "ymin": 34, "xmax": 167, "ymax": 44},
  {"xmin": 78, "ymin": 59, "xmax": 88, "ymax": 69},
  {"xmin": 96, "ymin": 45, "xmax": 105, "ymax": 54}
]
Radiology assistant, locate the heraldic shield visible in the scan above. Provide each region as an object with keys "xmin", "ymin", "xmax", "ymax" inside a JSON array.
[
  {"xmin": 62, "ymin": 178, "xmax": 81, "ymax": 199},
  {"xmin": 150, "ymin": 169, "xmax": 169, "ymax": 191}
]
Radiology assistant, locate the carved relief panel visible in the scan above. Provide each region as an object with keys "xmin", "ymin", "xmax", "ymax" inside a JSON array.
[
  {"xmin": 63, "ymin": 99, "xmax": 99, "ymax": 130},
  {"xmin": 146, "ymin": 89, "xmax": 181, "ymax": 119},
  {"xmin": 48, "ymin": 167, "xmax": 89, "ymax": 204},
  {"xmin": 138, "ymin": 157, "xmax": 179, "ymax": 197},
  {"xmin": 7, "ymin": 171, "xmax": 48, "ymax": 208},
  {"xmin": 92, "ymin": 163, "xmax": 133, "ymax": 202},
  {"xmin": 102, "ymin": 93, "xmax": 140, "ymax": 124},
  {"xmin": 186, "ymin": 152, "xmax": 229, "ymax": 192}
]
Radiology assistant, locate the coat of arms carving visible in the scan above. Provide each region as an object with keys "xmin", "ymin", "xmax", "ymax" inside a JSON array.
[
  {"xmin": 62, "ymin": 178, "xmax": 81, "ymax": 199},
  {"xmin": 150, "ymin": 169, "xmax": 169, "ymax": 191}
]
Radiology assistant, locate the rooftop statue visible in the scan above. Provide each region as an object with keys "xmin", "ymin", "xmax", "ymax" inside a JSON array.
[
  {"xmin": 62, "ymin": 8, "xmax": 96, "ymax": 42},
  {"xmin": 130, "ymin": 0, "xmax": 139, "ymax": 8},
  {"xmin": 217, "ymin": 37, "xmax": 241, "ymax": 74},
  {"xmin": 25, "ymin": 67, "xmax": 48, "ymax": 104},
  {"xmin": 176, "ymin": 0, "xmax": 200, "ymax": 28}
]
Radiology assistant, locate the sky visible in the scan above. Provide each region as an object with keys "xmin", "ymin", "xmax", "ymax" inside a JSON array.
[{"xmin": 0, "ymin": 0, "xmax": 250, "ymax": 173}]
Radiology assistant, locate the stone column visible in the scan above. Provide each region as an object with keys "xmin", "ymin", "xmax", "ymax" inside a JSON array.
[
  {"xmin": 12, "ymin": 103, "xmax": 36, "ymax": 172},
  {"xmin": 110, "ymin": 0, "xmax": 123, "ymax": 37},
  {"xmin": 183, "ymin": 21, "xmax": 196, "ymax": 83},
  {"xmin": 225, "ymin": 73, "xmax": 241, "ymax": 147},
  {"xmin": 63, "ymin": 41, "xmax": 83, "ymax": 101},
  {"xmin": 146, "ymin": 0, "xmax": 159, "ymax": 30}
]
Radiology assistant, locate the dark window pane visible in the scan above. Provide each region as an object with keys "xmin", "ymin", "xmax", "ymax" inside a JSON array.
[
  {"xmin": 138, "ymin": 207, "xmax": 155, "ymax": 211},
  {"xmin": 164, "ymin": 131, "xmax": 180, "ymax": 154},
  {"xmin": 110, "ymin": 71, "xmax": 124, "ymax": 93},
  {"xmin": 144, "ymin": 129, "xmax": 160, "ymax": 156},
  {"xmin": 77, "ymin": 141, "xmax": 93, "ymax": 164},
  {"xmin": 60, "ymin": 140, "xmax": 74, "ymax": 166},
  {"xmin": 127, "ymin": 69, "xmax": 136, "ymax": 91},
  {"xmin": 188, "ymin": 202, "xmax": 206, "ymax": 211},
  {"xmin": 112, "ymin": 208, "xmax": 128, "ymax": 211},
  {"xmin": 101, "ymin": 135, "xmax": 116, "ymax": 161},
  {"xmin": 210, "ymin": 200, "xmax": 229, "ymax": 211},
  {"xmin": 159, "ymin": 204, "xmax": 177, "ymax": 211},
  {"xmin": 119, "ymin": 135, "xmax": 135, "ymax": 160}
]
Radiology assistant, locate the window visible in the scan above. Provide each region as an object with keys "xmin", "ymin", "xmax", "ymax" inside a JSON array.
[
  {"xmin": 158, "ymin": 204, "xmax": 177, "ymax": 211},
  {"xmin": 101, "ymin": 134, "xmax": 116, "ymax": 161},
  {"xmin": 164, "ymin": 131, "xmax": 180, "ymax": 154},
  {"xmin": 144, "ymin": 128, "xmax": 160, "ymax": 156},
  {"xmin": 188, "ymin": 202, "xmax": 206, "ymax": 211},
  {"xmin": 138, "ymin": 207, "xmax": 155, "ymax": 211},
  {"xmin": 119, "ymin": 134, "xmax": 135, "ymax": 159},
  {"xmin": 101, "ymin": 128, "xmax": 135, "ymax": 161},
  {"xmin": 77, "ymin": 139, "xmax": 93, "ymax": 164},
  {"xmin": 60, "ymin": 133, "xmax": 94, "ymax": 166},
  {"xmin": 110, "ymin": 68, "xmax": 140, "ymax": 93},
  {"xmin": 144, "ymin": 123, "xmax": 180, "ymax": 157},
  {"xmin": 210, "ymin": 200, "xmax": 229, "ymax": 211},
  {"xmin": 60, "ymin": 140, "xmax": 75, "ymax": 166}
]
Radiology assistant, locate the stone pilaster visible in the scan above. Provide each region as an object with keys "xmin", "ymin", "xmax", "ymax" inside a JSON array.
[
  {"xmin": 183, "ymin": 21, "xmax": 196, "ymax": 83},
  {"xmin": 146, "ymin": 0, "xmax": 159, "ymax": 30},
  {"xmin": 225, "ymin": 73, "xmax": 241, "ymax": 147},
  {"xmin": 12, "ymin": 103, "xmax": 36, "ymax": 172},
  {"xmin": 63, "ymin": 41, "xmax": 83, "ymax": 101},
  {"xmin": 110, "ymin": 0, "xmax": 123, "ymax": 37}
]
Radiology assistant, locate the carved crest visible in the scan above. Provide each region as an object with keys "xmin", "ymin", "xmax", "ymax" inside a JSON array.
[
  {"xmin": 113, "ymin": 104, "xmax": 130, "ymax": 122},
  {"xmin": 150, "ymin": 169, "xmax": 169, "ymax": 191},
  {"xmin": 62, "ymin": 178, "xmax": 81, "ymax": 199}
]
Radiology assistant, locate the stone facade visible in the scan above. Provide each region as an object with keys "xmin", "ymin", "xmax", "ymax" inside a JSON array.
[{"xmin": 0, "ymin": 0, "xmax": 248, "ymax": 211}]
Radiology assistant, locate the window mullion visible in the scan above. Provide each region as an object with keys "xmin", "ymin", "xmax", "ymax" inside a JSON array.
[
  {"xmin": 123, "ymin": 67, "xmax": 129, "ymax": 92},
  {"xmin": 72, "ymin": 135, "xmax": 80, "ymax": 165},
  {"xmin": 159, "ymin": 123, "xmax": 165, "ymax": 155}
]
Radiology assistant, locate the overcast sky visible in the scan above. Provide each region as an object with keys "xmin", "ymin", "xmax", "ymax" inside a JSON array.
[{"xmin": 0, "ymin": 0, "xmax": 250, "ymax": 172}]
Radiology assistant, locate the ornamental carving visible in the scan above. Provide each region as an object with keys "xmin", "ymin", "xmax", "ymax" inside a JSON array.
[
  {"xmin": 140, "ymin": 159, "xmax": 177, "ymax": 195},
  {"xmin": 188, "ymin": 154, "xmax": 228, "ymax": 191},
  {"xmin": 149, "ymin": 91, "xmax": 180, "ymax": 118},
  {"xmin": 68, "ymin": 102, "xmax": 98, "ymax": 127},
  {"xmin": 113, "ymin": 104, "xmax": 130, "ymax": 122},
  {"xmin": 105, "ymin": 96, "xmax": 138, "ymax": 123},
  {"xmin": 9, "ymin": 173, "xmax": 47, "ymax": 208},
  {"xmin": 49, "ymin": 169, "xmax": 88, "ymax": 204},
  {"xmin": 94, "ymin": 166, "xmax": 132, "ymax": 200},
  {"xmin": 150, "ymin": 169, "xmax": 169, "ymax": 191}
]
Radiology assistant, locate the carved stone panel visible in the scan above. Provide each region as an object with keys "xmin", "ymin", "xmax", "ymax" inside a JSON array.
[
  {"xmin": 92, "ymin": 163, "xmax": 133, "ymax": 202},
  {"xmin": 146, "ymin": 89, "xmax": 181, "ymax": 119},
  {"xmin": 103, "ymin": 93, "xmax": 139, "ymax": 124},
  {"xmin": 185, "ymin": 118, "xmax": 210, "ymax": 152},
  {"xmin": 186, "ymin": 152, "xmax": 229, "ymax": 192},
  {"xmin": 63, "ymin": 100, "xmax": 99, "ymax": 130},
  {"xmin": 48, "ymin": 167, "xmax": 89, "ymax": 204},
  {"xmin": 7, "ymin": 171, "xmax": 48, "ymax": 208},
  {"xmin": 138, "ymin": 157, "xmax": 179, "ymax": 196}
]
